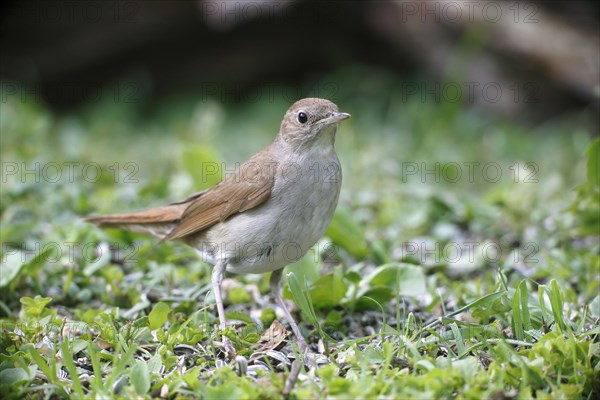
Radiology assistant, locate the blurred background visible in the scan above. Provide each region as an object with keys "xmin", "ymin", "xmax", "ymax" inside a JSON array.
[
  {"xmin": 1, "ymin": 0, "xmax": 598, "ymax": 119},
  {"xmin": 1, "ymin": 0, "xmax": 599, "ymax": 303},
  {"xmin": 1, "ymin": 3, "xmax": 599, "ymax": 397}
]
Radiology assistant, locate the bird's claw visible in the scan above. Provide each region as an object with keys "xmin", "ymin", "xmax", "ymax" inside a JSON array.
[{"xmin": 215, "ymin": 336, "xmax": 237, "ymax": 360}]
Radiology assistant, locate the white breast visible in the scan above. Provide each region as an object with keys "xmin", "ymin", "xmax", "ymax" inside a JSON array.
[{"xmin": 201, "ymin": 131, "xmax": 342, "ymax": 274}]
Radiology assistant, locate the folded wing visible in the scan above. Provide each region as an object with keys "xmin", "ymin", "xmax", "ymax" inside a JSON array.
[{"xmin": 87, "ymin": 150, "xmax": 277, "ymax": 242}]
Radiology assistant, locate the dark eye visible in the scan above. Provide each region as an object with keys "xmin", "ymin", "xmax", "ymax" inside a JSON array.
[{"xmin": 297, "ymin": 111, "xmax": 308, "ymax": 124}]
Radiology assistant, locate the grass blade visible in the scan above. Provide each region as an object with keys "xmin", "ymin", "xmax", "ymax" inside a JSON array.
[{"xmin": 60, "ymin": 339, "xmax": 85, "ymax": 398}]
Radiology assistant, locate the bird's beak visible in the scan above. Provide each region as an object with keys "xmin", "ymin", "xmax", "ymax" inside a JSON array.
[{"xmin": 323, "ymin": 112, "xmax": 351, "ymax": 125}]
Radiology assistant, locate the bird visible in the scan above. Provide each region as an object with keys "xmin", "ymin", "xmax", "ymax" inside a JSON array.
[{"xmin": 87, "ymin": 98, "xmax": 351, "ymax": 358}]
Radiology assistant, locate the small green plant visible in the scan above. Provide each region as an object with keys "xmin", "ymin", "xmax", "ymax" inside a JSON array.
[{"xmin": 1, "ymin": 78, "xmax": 597, "ymax": 399}]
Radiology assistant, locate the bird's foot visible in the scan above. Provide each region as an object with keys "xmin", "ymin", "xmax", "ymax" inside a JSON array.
[
  {"xmin": 296, "ymin": 339, "xmax": 319, "ymax": 369},
  {"xmin": 301, "ymin": 348, "xmax": 319, "ymax": 369},
  {"xmin": 214, "ymin": 335, "xmax": 237, "ymax": 360}
]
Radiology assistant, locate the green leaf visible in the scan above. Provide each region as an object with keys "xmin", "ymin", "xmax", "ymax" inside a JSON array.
[
  {"xmin": 260, "ymin": 308, "xmax": 276, "ymax": 327},
  {"xmin": 225, "ymin": 310, "xmax": 254, "ymax": 324},
  {"xmin": 0, "ymin": 245, "xmax": 55, "ymax": 288},
  {"xmin": 148, "ymin": 302, "xmax": 170, "ymax": 330},
  {"xmin": 228, "ymin": 286, "xmax": 252, "ymax": 305},
  {"xmin": 367, "ymin": 263, "xmax": 427, "ymax": 296},
  {"xmin": 83, "ymin": 246, "xmax": 111, "ymax": 277},
  {"xmin": 354, "ymin": 287, "xmax": 393, "ymax": 310},
  {"xmin": 450, "ymin": 323, "xmax": 466, "ymax": 356},
  {"xmin": 0, "ymin": 368, "xmax": 31, "ymax": 385},
  {"xmin": 286, "ymin": 271, "xmax": 324, "ymax": 340},
  {"xmin": 286, "ymin": 272, "xmax": 316, "ymax": 325},
  {"xmin": 325, "ymin": 208, "xmax": 368, "ymax": 259},
  {"xmin": 425, "ymin": 290, "xmax": 507, "ymax": 331},
  {"xmin": 19, "ymin": 296, "xmax": 53, "ymax": 318},
  {"xmin": 0, "ymin": 250, "xmax": 24, "ymax": 288},
  {"xmin": 589, "ymin": 296, "xmax": 600, "ymax": 318},
  {"xmin": 147, "ymin": 352, "xmax": 163, "ymax": 375},
  {"xmin": 349, "ymin": 264, "xmax": 427, "ymax": 310},
  {"xmin": 537, "ymin": 285, "xmax": 551, "ymax": 324},
  {"xmin": 24, "ymin": 344, "xmax": 56, "ymax": 385},
  {"xmin": 60, "ymin": 339, "xmax": 84, "ymax": 398},
  {"xmin": 130, "ymin": 359, "xmax": 150, "ymax": 395},
  {"xmin": 308, "ymin": 269, "xmax": 348, "ymax": 309},
  {"xmin": 512, "ymin": 283, "xmax": 524, "ymax": 341},
  {"xmin": 105, "ymin": 343, "xmax": 136, "ymax": 389},
  {"xmin": 88, "ymin": 342, "xmax": 104, "ymax": 393},
  {"xmin": 585, "ymin": 138, "xmax": 599, "ymax": 190},
  {"xmin": 549, "ymin": 279, "xmax": 566, "ymax": 332},
  {"xmin": 519, "ymin": 281, "xmax": 532, "ymax": 331},
  {"xmin": 512, "ymin": 280, "xmax": 534, "ymax": 342}
]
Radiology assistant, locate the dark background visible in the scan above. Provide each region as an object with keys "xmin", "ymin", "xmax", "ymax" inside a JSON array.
[{"xmin": 1, "ymin": 0, "xmax": 599, "ymax": 127}]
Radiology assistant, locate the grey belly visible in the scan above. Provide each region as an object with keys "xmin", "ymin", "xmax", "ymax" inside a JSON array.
[{"xmin": 193, "ymin": 175, "xmax": 340, "ymax": 274}]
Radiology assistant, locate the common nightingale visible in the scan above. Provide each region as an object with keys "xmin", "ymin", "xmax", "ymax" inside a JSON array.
[{"xmin": 87, "ymin": 98, "xmax": 351, "ymax": 357}]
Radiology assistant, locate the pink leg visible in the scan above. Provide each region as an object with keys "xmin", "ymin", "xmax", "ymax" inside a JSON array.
[
  {"xmin": 270, "ymin": 269, "xmax": 308, "ymax": 353},
  {"xmin": 211, "ymin": 261, "xmax": 236, "ymax": 358}
]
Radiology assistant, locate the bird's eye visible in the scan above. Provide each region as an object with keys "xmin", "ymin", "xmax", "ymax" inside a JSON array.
[{"xmin": 297, "ymin": 111, "xmax": 308, "ymax": 124}]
